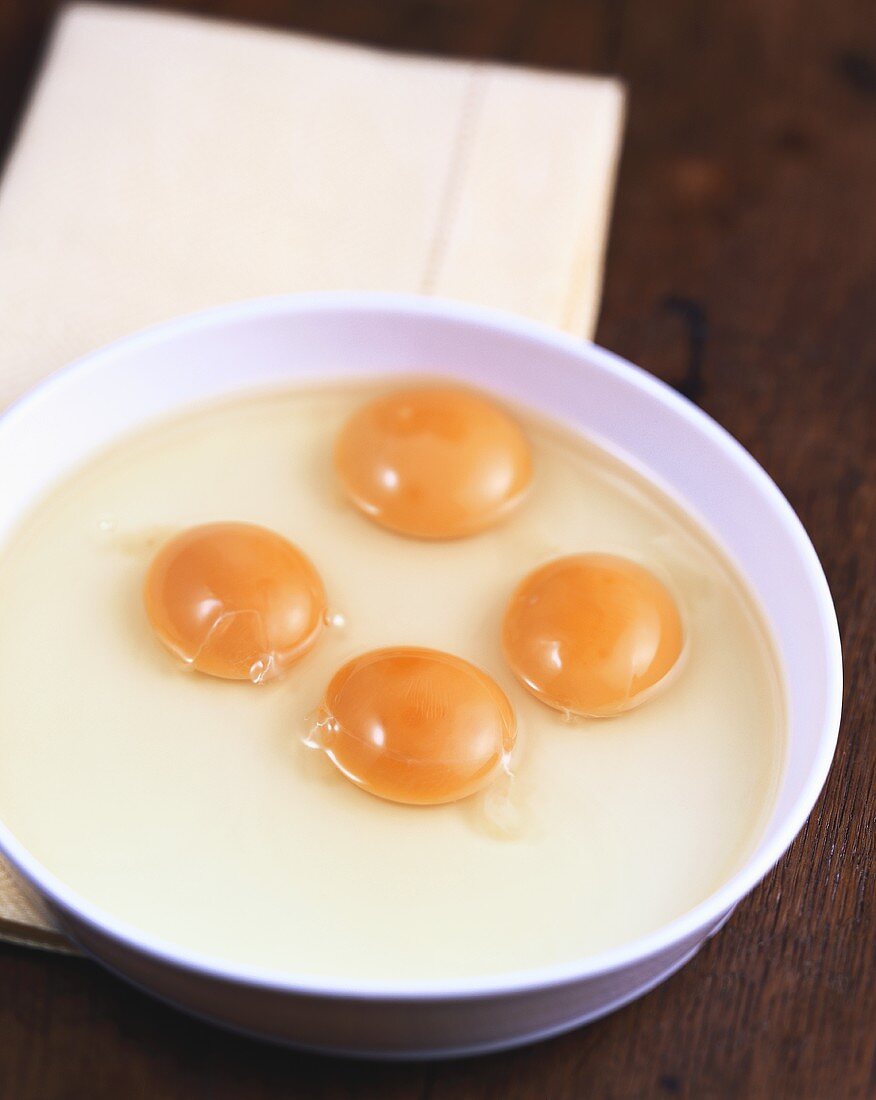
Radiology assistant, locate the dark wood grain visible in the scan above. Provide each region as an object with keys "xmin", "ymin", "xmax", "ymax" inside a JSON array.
[{"xmin": 0, "ymin": 1, "xmax": 873, "ymax": 1097}]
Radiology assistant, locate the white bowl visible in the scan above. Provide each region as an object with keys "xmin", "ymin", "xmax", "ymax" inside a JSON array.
[{"xmin": 0, "ymin": 293, "xmax": 841, "ymax": 1058}]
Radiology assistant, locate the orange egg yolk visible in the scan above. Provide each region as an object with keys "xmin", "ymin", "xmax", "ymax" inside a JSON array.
[
  {"xmin": 334, "ymin": 385, "xmax": 532, "ymax": 539},
  {"xmin": 314, "ymin": 647, "xmax": 517, "ymax": 804},
  {"xmin": 144, "ymin": 522, "xmax": 326, "ymax": 682},
  {"xmin": 502, "ymin": 554, "xmax": 684, "ymax": 717}
]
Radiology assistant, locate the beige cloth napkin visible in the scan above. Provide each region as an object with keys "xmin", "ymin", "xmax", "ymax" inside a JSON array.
[{"xmin": 0, "ymin": 3, "xmax": 624, "ymax": 950}]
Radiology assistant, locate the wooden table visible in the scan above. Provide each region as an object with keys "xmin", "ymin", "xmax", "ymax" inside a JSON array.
[{"xmin": 0, "ymin": 2, "xmax": 872, "ymax": 1097}]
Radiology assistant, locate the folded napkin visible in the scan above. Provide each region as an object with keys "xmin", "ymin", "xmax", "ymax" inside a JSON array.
[{"xmin": 0, "ymin": 3, "xmax": 624, "ymax": 949}]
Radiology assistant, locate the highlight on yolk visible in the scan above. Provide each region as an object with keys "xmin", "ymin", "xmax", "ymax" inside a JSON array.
[
  {"xmin": 144, "ymin": 522, "xmax": 327, "ymax": 683},
  {"xmin": 334, "ymin": 385, "xmax": 532, "ymax": 539},
  {"xmin": 502, "ymin": 553, "xmax": 684, "ymax": 717},
  {"xmin": 310, "ymin": 647, "xmax": 517, "ymax": 805}
]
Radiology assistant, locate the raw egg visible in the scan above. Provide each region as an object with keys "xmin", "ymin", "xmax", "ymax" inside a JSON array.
[
  {"xmin": 334, "ymin": 385, "xmax": 532, "ymax": 538},
  {"xmin": 502, "ymin": 553, "xmax": 684, "ymax": 717},
  {"xmin": 312, "ymin": 647, "xmax": 517, "ymax": 804},
  {"xmin": 144, "ymin": 522, "xmax": 326, "ymax": 682}
]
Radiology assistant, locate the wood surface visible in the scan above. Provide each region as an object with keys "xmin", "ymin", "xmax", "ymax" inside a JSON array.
[{"xmin": 0, "ymin": 1, "xmax": 873, "ymax": 1097}]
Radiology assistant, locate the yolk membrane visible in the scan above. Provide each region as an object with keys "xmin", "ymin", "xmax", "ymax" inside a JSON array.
[
  {"xmin": 334, "ymin": 385, "xmax": 532, "ymax": 539},
  {"xmin": 144, "ymin": 522, "xmax": 326, "ymax": 682},
  {"xmin": 502, "ymin": 553, "xmax": 684, "ymax": 717},
  {"xmin": 312, "ymin": 647, "xmax": 517, "ymax": 804}
]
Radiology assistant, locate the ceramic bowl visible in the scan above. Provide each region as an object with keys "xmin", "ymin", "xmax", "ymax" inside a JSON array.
[{"xmin": 0, "ymin": 293, "xmax": 841, "ymax": 1058}]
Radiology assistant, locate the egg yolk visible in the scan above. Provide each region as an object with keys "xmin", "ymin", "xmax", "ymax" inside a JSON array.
[
  {"xmin": 334, "ymin": 385, "xmax": 532, "ymax": 539},
  {"xmin": 502, "ymin": 554, "xmax": 684, "ymax": 717},
  {"xmin": 314, "ymin": 647, "xmax": 517, "ymax": 805},
  {"xmin": 144, "ymin": 522, "xmax": 326, "ymax": 682}
]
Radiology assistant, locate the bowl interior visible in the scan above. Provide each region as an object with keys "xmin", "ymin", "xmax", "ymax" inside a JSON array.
[{"xmin": 0, "ymin": 293, "xmax": 840, "ymax": 979}]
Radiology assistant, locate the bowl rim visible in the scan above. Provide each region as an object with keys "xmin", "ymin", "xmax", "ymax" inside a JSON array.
[{"xmin": 0, "ymin": 291, "xmax": 843, "ymax": 1002}]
